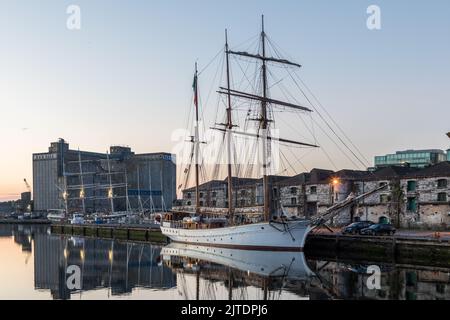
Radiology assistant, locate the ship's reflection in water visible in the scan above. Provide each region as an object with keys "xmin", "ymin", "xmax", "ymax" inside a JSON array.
[{"xmin": 0, "ymin": 224, "xmax": 449, "ymax": 300}]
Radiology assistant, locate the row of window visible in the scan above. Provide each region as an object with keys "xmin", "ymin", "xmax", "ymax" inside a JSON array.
[
  {"xmin": 187, "ymin": 192, "xmax": 448, "ymax": 208},
  {"xmin": 407, "ymin": 193, "xmax": 448, "ymax": 212},
  {"xmin": 185, "ymin": 179, "xmax": 448, "ymax": 202},
  {"xmin": 407, "ymin": 179, "xmax": 448, "ymax": 192},
  {"xmin": 187, "ymin": 190, "xmax": 254, "ymax": 199},
  {"xmin": 187, "ymin": 200, "xmax": 254, "ymax": 207}
]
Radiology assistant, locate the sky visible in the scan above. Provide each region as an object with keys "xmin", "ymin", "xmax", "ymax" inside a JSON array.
[{"xmin": 0, "ymin": 0, "xmax": 449, "ymax": 201}]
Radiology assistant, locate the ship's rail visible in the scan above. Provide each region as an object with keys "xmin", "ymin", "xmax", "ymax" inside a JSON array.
[{"xmin": 162, "ymin": 221, "xmax": 184, "ymax": 229}]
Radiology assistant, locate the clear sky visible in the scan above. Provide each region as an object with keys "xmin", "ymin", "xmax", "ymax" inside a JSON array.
[{"xmin": 1, "ymin": 0, "xmax": 449, "ymax": 201}]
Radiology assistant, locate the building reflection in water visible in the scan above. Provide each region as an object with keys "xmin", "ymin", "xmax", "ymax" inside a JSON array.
[
  {"xmin": 308, "ymin": 260, "xmax": 450, "ymax": 300},
  {"xmin": 33, "ymin": 233, "xmax": 176, "ymax": 300},
  {"xmin": 0, "ymin": 224, "xmax": 449, "ymax": 300}
]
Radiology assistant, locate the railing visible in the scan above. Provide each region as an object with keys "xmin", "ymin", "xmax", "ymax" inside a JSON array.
[{"xmin": 162, "ymin": 220, "xmax": 184, "ymax": 229}]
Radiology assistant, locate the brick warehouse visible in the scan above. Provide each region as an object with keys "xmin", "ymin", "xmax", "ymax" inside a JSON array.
[{"xmin": 176, "ymin": 162, "xmax": 450, "ymax": 230}]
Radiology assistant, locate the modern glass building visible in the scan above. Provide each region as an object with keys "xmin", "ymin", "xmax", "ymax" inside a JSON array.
[{"xmin": 374, "ymin": 149, "xmax": 447, "ymax": 168}]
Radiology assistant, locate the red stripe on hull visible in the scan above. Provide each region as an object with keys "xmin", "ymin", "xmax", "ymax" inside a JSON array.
[{"xmin": 171, "ymin": 240, "xmax": 304, "ymax": 252}]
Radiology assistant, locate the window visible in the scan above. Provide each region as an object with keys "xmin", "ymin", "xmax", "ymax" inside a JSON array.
[
  {"xmin": 379, "ymin": 182, "xmax": 388, "ymax": 188},
  {"xmin": 291, "ymin": 198, "xmax": 297, "ymax": 205},
  {"xmin": 290, "ymin": 187, "xmax": 298, "ymax": 194},
  {"xmin": 380, "ymin": 194, "xmax": 389, "ymax": 203},
  {"xmin": 199, "ymin": 192, "xmax": 204, "ymax": 198},
  {"xmin": 187, "ymin": 193, "xmax": 192, "ymax": 199},
  {"xmin": 407, "ymin": 197, "xmax": 417, "ymax": 212},
  {"xmin": 437, "ymin": 193, "xmax": 447, "ymax": 202},
  {"xmin": 437, "ymin": 179, "xmax": 448, "ymax": 189},
  {"xmin": 187, "ymin": 201, "xmax": 192, "ymax": 206},
  {"xmin": 240, "ymin": 199, "xmax": 246, "ymax": 207},
  {"xmin": 199, "ymin": 201, "xmax": 204, "ymax": 206},
  {"xmin": 310, "ymin": 186, "xmax": 317, "ymax": 194},
  {"xmin": 273, "ymin": 188, "xmax": 279, "ymax": 197},
  {"xmin": 407, "ymin": 181, "xmax": 417, "ymax": 192},
  {"xmin": 241, "ymin": 190, "xmax": 246, "ymax": 196},
  {"xmin": 212, "ymin": 200, "xmax": 217, "ymax": 207},
  {"xmin": 212, "ymin": 192, "xmax": 217, "ymax": 198}
]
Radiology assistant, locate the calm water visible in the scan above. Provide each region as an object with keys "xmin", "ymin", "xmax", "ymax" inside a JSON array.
[{"xmin": 0, "ymin": 224, "xmax": 449, "ymax": 300}]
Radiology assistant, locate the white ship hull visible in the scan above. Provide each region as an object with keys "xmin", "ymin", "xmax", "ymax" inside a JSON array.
[
  {"xmin": 162, "ymin": 242, "xmax": 315, "ymax": 279},
  {"xmin": 161, "ymin": 220, "xmax": 312, "ymax": 251}
]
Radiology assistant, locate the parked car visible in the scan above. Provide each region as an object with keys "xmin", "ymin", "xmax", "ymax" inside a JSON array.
[
  {"xmin": 360, "ymin": 223, "xmax": 396, "ymax": 236},
  {"xmin": 342, "ymin": 221, "xmax": 374, "ymax": 235}
]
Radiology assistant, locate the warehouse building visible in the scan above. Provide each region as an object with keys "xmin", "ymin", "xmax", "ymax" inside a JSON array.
[{"xmin": 33, "ymin": 139, "xmax": 176, "ymax": 214}]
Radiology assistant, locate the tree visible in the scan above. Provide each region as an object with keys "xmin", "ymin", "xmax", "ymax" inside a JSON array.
[{"xmin": 389, "ymin": 180, "xmax": 404, "ymax": 229}]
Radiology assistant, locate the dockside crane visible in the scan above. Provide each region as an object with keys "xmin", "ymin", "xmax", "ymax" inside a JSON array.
[
  {"xmin": 310, "ymin": 184, "xmax": 389, "ymax": 230},
  {"xmin": 23, "ymin": 179, "xmax": 31, "ymax": 192}
]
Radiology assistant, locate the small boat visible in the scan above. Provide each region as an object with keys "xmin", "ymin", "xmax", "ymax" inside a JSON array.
[
  {"xmin": 70, "ymin": 213, "xmax": 85, "ymax": 225},
  {"xmin": 46, "ymin": 210, "xmax": 66, "ymax": 223}
]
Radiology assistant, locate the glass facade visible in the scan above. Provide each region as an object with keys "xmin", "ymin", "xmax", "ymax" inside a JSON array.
[{"xmin": 374, "ymin": 150, "xmax": 446, "ymax": 168}]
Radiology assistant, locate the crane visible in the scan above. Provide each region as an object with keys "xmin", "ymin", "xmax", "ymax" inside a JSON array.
[
  {"xmin": 310, "ymin": 184, "xmax": 389, "ymax": 229},
  {"xmin": 23, "ymin": 179, "xmax": 31, "ymax": 192}
]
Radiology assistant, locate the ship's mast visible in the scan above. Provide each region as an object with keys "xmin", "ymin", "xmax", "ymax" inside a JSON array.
[
  {"xmin": 260, "ymin": 15, "xmax": 270, "ymax": 221},
  {"xmin": 194, "ymin": 63, "xmax": 201, "ymax": 214},
  {"xmin": 218, "ymin": 15, "xmax": 318, "ymax": 222},
  {"xmin": 106, "ymin": 151, "xmax": 114, "ymax": 214},
  {"xmin": 62, "ymin": 156, "xmax": 69, "ymax": 216},
  {"xmin": 78, "ymin": 149, "xmax": 86, "ymax": 214},
  {"xmin": 137, "ymin": 164, "xmax": 144, "ymax": 214},
  {"xmin": 225, "ymin": 30, "xmax": 234, "ymax": 224}
]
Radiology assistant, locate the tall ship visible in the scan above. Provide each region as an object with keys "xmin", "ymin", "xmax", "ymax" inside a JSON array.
[{"xmin": 161, "ymin": 16, "xmax": 385, "ymax": 251}]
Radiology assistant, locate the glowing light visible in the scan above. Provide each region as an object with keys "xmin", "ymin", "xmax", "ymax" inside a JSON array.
[
  {"xmin": 80, "ymin": 189, "xmax": 85, "ymax": 199},
  {"xmin": 80, "ymin": 249, "xmax": 85, "ymax": 261},
  {"xmin": 332, "ymin": 178, "xmax": 340, "ymax": 186},
  {"xmin": 62, "ymin": 191, "xmax": 68, "ymax": 200},
  {"xmin": 108, "ymin": 189, "xmax": 113, "ymax": 199},
  {"xmin": 108, "ymin": 250, "xmax": 113, "ymax": 262},
  {"xmin": 64, "ymin": 249, "xmax": 68, "ymax": 259}
]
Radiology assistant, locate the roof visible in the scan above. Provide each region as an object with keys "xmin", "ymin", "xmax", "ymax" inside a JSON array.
[
  {"xmin": 183, "ymin": 180, "xmax": 225, "ymax": 192},
  {"xmin": 183, "ymin": 162, "xmax": 450, "ymax": 192},
  {"xmin": 362, "ymin": 166, "xmax": 421, "ymax": 181},
  {"xmin": 409, "ymin": 161, "xmax": 450, "ymax": 178}
]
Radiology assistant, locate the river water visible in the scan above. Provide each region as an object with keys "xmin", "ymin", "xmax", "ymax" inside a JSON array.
[{"xmin": 0, "ymin": 224, "xmax": 449, "ymax": 300}]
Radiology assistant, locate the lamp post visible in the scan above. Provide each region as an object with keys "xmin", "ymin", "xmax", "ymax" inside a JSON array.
[{"xmin": 331, "ymin": 178, "xmax": 340, "ymax": 205}]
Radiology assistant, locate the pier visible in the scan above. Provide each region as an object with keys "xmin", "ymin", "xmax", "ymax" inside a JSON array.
[
  {"xmin": 50, "ymin": 224, "xmax": 167, "ymax": 243},
  {"xmin": 49, "ymin": 223, "xmax": 450, "ymax": 267},
  {"xmin": 0, "ymin": 219, "xmax": 51, "ymax": 225},
  {"xmin": 305, "ymin": 232, "xmax": 450, "ymax": 268}
]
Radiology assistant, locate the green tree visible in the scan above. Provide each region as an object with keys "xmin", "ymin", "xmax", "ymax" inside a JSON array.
[{"xmin": 389, "ymin": 180, "xmax": 404, "ymax": 229}]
